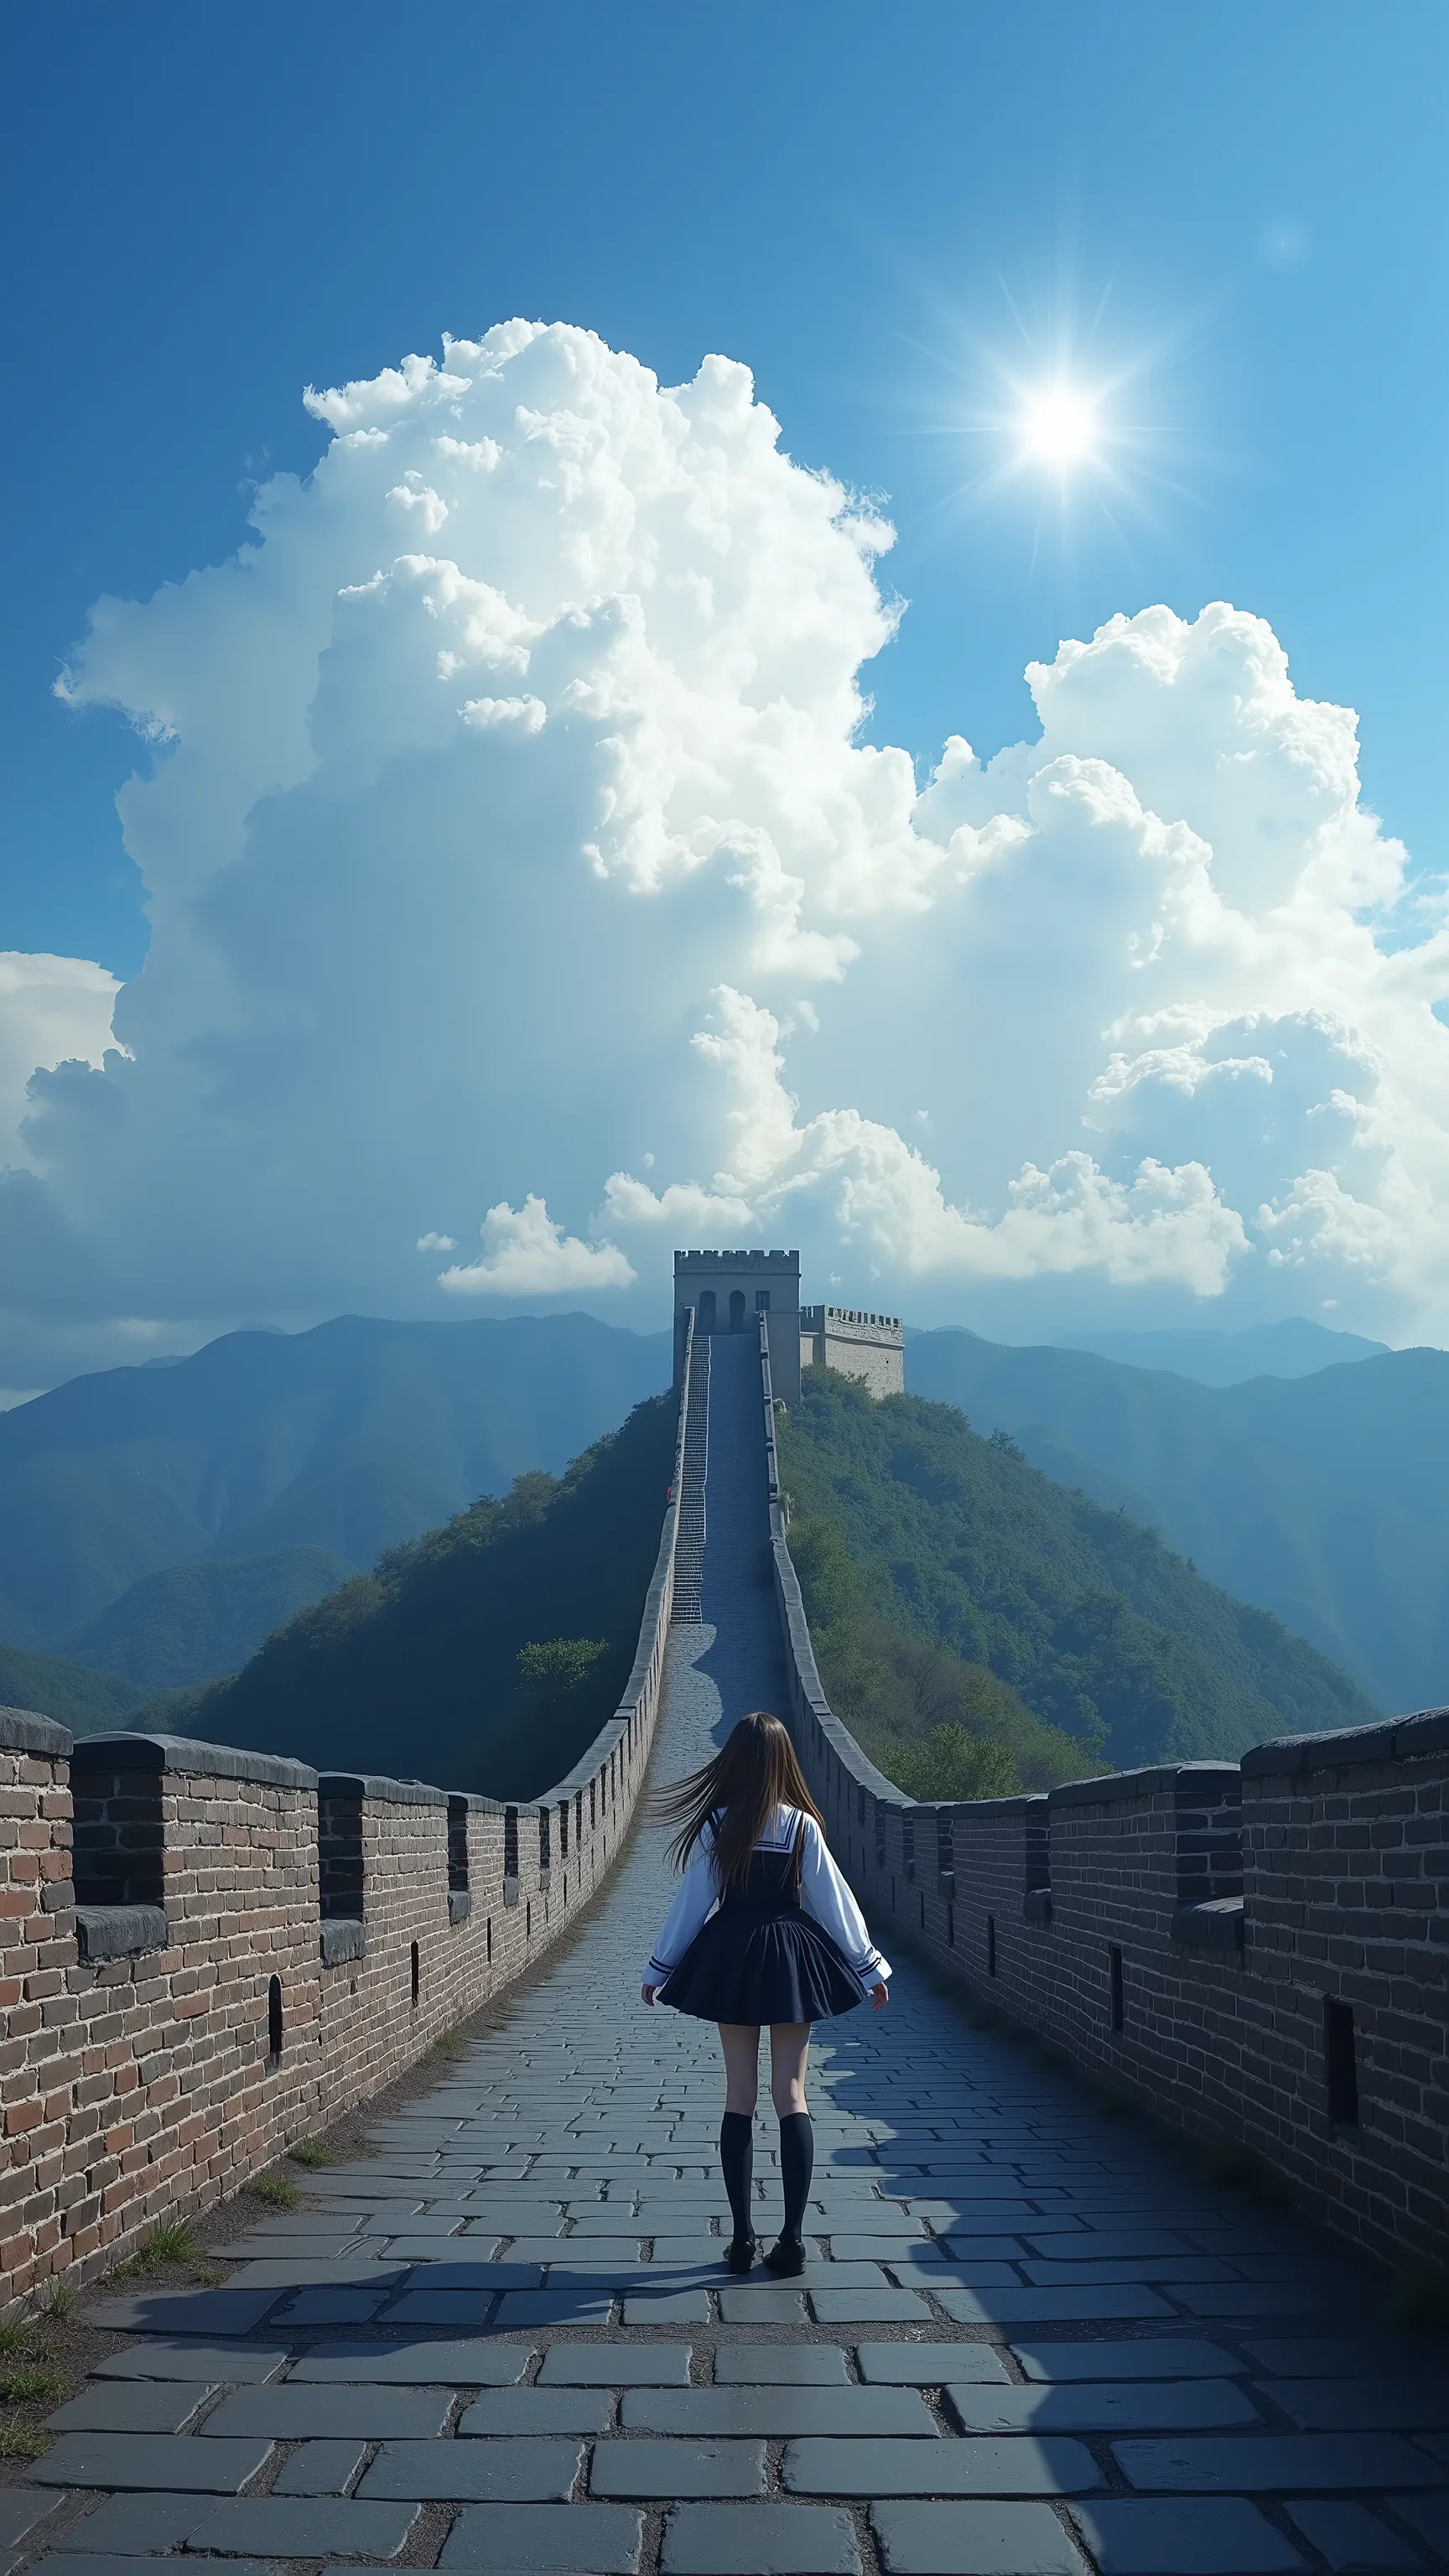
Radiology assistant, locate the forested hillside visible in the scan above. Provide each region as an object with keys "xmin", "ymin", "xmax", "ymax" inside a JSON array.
[
  {"xmin": 0, "ymin": 1640, "xmax": 148, "ymax": 1737},
  {"xmin": 69, "ymin": 1546, "xmax": 357, "ymax": 1690},
  {"xmin": 163, "ymin": 1394, "xmax": 678, "ymax": 1798},
  {"xmin": 779, "ymin": 1369, "xmax": 1374, "ymax": 1791},
  {"xmin": 907, "ymin": 1330, "xmax": 1449, "ymax": 1711}
]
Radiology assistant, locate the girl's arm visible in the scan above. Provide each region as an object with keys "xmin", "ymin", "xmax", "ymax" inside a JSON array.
[
  {"xmin": 641, "ymin": 1831, "xmax": 717, "ymax": 1992},
  {"xmin": 798, "ymin": 1815, "xmax": 892, "ymax": 1989}
]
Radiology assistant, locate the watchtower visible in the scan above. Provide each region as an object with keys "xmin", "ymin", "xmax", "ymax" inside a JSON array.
[{"xmin": 673, "ymin": 1249, "xmax": 801, "ymax": 1405}]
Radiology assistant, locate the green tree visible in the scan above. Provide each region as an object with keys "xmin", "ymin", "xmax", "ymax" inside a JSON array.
[{"xmin": 517, "ymin": 1638, "xmax": 608, "ymax": 1703}]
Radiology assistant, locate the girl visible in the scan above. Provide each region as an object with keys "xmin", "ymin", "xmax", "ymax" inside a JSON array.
[{"xmin": 641, "ymin": 1711, "xmax": 891, "ymax": 2275}]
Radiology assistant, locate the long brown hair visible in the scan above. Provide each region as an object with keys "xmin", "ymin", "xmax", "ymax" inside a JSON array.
[{"xmin": 652, "ymin": 1711, "xmax": 827, "ymax": 1895}]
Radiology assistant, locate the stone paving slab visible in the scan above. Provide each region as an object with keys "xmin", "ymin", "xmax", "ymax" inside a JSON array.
[
  {"xmin": 871, "ymin": 2498, "xmax": 1092, "ymax": 2575},
  {"xmin": 716, "ymin": 2285, "xmax": 807, "ymax": 2324},
  {"xmin": 857, "ymin": 2346, "xmax": 1012, "ymax": 2385},
  {"xmin": 1269, "ymin": 2380, "xmax": 1449, "ymax": 2430},
  {"xmin": 437, "ymin": 2501, "xmax": 645, "ymax": 2568},
  {"xmin": 812, "ymin": 2288, "xmax": 934, "ymax": 2323},
  {"xmin": 34, "ymin": 2561, "xmax": 274, "ymax": 2576},
  {"xmin": 590, "ymin": 2439, "xmax": 768, "ymax": 2498},
  {"xmin": 79, "ymin": 2286, "xmax": 281, "ymax": 2335},
  {"xmin": 359, "ymin": 2434, "xmax": 584, "ymax": 2498},
  {"xmin": 1011, "ymin": 2339, "xmax": 1241, "ymax": 2381},
  {"xmin": 187, "ymin": 2493, "xmax": 422, "ymax": 2554},
  {"xmin": 1284, "ymin": 2498, "xmax": 1426, "ymax": 2569},
  {"xmin": 272, "ymin": 2435, "xmax": 369, "ymax": 2493},
  {"xmin": 1067, "ymin": 2496, "xmax": 1310, "ymax": 2573},
  {"xmin": 289, "ymin": 2335, "xmax": 533, "ymax": 2381},
  {"xmin": 621, "ymin": 2289, "xmax": 713, "ymax": 2323},
  {"xmin": 41, "ymin": 2380, "xmax": 216, "ymax": 2433},
  {"xmin": 782, "ymin": 2436, "xmax": 1105, "ymax": 2496},
  {"xmin": 25, "ymin": 2430, "xmax": 273, "ymax": 2490},
  {"xmin": 1245, "ymin": 2337, "xmax": 1445, "ymax": 2377},
  {"xmin": 200, "ymin": 2381, "xmax": 453, "ymax": 2438},
  {"xmin": 945, "ymin": 2380, "xmax": 1265, "ymax": 2433},
  {"xmin": 932, "ymin": 2287, "xmax": 1175, "ymax": 2323},
  {"xmin": 714, "ymin": 2345, "xmax": 851, "ymax": 2383},
  {"xmin": 538, "ymin": 2345, "xmax": 693, "ymax": 2385},
  {"xmin": 621, "ymin": 2386, "xmax": 938, "ymax": 2435},
  {"xmin": 662, "ymin": 2501, "xmax": 863, "ymax": 2573},
  {"xmin": 88, "ymin": 2337, "xmax": 289, "ymax": 2381},
  {"xmin": 1112, "ymin": 2433, "xmax": 1445, "ymax": 2490},
  {"xmin": 460, "ymin": 2388, "xmax": 615, "ymax": 2433},
  {"xmin": 1390, "ymin": 2495, "xmax": 1449, "ymax": 2556}
]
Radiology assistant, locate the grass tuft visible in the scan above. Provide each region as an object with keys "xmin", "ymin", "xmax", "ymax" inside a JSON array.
[
  {"xmin": 0, "ymin": 2420, "xmax": 51, "ymax": 2460},
  {"xmin": 288, "ymin": 2137, "xmax": 340, "ymax": 2168},
  {"xmin": 120, "ymin": 2219, "xmax": 205, "ymax": 2276},
  {"xmin": 245, "ymin": 2171, "xmax": 301, "ymax": 2209},
  {"xmin": 0, "ymin": 2366, "xmax": 61, "ymax": 2403},
  {"xmin": 29, "ymin": 2277, "xmax": 75, "ymax": 2321},
  {"xmin": 0, "ymin": 2318, "xmax": 32, "ymax": 2355},
  {"xmin": 430, "ymin": 2030, "xmax": 466, "ymax": 2061}
]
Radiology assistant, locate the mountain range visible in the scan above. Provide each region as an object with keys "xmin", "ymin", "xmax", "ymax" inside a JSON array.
[
  {"xmin": 0, "ymin": 1304, "xmax": 1438, "ymax": 1731},
  {"xmin": 906, "ymin": 1331, "xmax": 1449, "ymax": 1714},
  {"xmin": 1052, "ymin": 1317, "xmax": 1387, "ymax": 1386},
  {"xmin": 0, "ymin": 1312, "xmax": 670, "ymax": 1682}
]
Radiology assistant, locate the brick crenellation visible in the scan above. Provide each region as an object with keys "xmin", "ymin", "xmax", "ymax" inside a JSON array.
[
  {"xmin": 0, "ymin": 1311, "xmax": 703, "ymax": 2310},
  {"xmin": 754, "ymin": 1314, "xmax": 1449, "ymax": 2275}
]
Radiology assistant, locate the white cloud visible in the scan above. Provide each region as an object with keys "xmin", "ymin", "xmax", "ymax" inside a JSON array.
[
  {"xmin": 3, "ymin": 319, "xmax": 1444, "ymax": 1384},
  {"xmin": 416, "ymin": 1230, "xmax": 456, "ymax": 1252},
  {"xmin": 0, "ymin": 953, "xmax": 119, "ymax": 1167},
  {"xmin": 439, "ymin": 1194, "xmax": 634, "ymax": 1296}
]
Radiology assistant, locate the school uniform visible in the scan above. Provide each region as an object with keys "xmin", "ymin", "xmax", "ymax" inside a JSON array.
[{"xmin": 645, "ymin": 1804, "xmax": 892, "ymax": 2024}]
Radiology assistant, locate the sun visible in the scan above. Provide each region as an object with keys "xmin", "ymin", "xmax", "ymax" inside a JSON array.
[{"xmin": 1021, "ymin": 382, "xmax": 1099, "ymax": 466}]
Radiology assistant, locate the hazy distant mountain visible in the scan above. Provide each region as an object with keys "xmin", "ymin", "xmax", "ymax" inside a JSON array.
[
  {"xmin": 0, "ymin": 1312, "xmax": 671, "ymax": 1652},
  {"xmin": 67, "ymin": 1545, "xmax": 359, "ymax": 1690},
  {"xmin": 1057, "ymin": 1317, "xmax": 1389, "ymax": 1386},
  {"xmin": 907, "ymin": 1332, "xmax": 1449, "ymax": 1714}
]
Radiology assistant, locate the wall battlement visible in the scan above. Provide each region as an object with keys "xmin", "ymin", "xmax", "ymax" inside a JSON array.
[
  {"xmin": 800, "ymin": 1302, "xmax": 905, "ymax": 1397},
  {"xmin": 0, "ymin": 1316, "xmax": 702, "ymax": 2310},
  {"xmin": 755, "ymin": 1314, "xmax": 1449, "ymax": 2273}
]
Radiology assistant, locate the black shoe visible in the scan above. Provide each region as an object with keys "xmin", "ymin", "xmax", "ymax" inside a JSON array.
[
  {"xmin": 725, "ymin": 2234, "xmax": 758, "ymax": 2274},
  {"xmin": 764, "ymin": 2234, "xmax": 806, "ymax": 2276}
]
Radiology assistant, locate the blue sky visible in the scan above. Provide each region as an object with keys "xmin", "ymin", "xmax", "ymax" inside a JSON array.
[
  {"xmin": 5, "ymin": 0, "xmax": 1441, "ymax": 973},
  {"xmin": 1, "ymin": 2, "xmax": 1446, "ymax": 1387}
]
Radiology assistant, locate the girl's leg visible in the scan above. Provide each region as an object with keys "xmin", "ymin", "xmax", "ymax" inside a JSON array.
[
  {"xmin": 766, "ymin": 2023, "xmax": 814, "ymax": 2270},
  {"xmin": 716, "ymin": 2023, "xmax": 760, "ymax": 2261},
  {"xmin": 718, "ymin": 2023, "xmax": 761, "ymax": 2116},
  {"xmin": 768, "ymin": 2023, "xmax": 810, "ymax": 2118}
]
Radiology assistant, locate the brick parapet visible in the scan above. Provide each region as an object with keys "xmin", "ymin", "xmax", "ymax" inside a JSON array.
[
  {"xmin": 756, "ymin": 1317, "xmax": 1449, "ymax": 2273},
  {"xmin": 0, "ymin": 1315, "xmax": 699, "ymax": 2310}
]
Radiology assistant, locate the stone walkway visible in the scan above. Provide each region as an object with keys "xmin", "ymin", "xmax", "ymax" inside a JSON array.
[{"xmin": 6, "ymin": 1330, "xmax": 1449, "ymax": 2573}]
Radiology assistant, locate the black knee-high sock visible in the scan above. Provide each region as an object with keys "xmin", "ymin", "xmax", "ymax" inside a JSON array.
[
  {"xmin": 719, "ymin": 2112, "xmax": 754, "ymax": 2244},
  {"xmin": 777, "ymin": 2111, "xmax": 814, "ymax": 2244}
]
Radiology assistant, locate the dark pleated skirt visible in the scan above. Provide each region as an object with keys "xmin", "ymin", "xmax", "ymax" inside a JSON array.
[{"xmin": 657, "ymin": 1853, "xmax": 866, "ymax": 2026}]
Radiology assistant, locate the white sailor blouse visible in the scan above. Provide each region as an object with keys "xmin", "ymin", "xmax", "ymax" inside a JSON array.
[{"xmin": 644, "ymin": 1805, "xmax": 893, "ymax": 1992}]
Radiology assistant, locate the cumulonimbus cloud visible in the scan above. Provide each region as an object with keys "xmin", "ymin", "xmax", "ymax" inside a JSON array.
[{"xmin": 2, "ymin": 319, "xmax": 1442, "ymax": 1385}]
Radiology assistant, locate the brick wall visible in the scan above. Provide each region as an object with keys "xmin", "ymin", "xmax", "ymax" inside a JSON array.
[
  {"xmin": 758, "ymin": 1317, "xmax": 1448, "ymax": 2273},
  {"xmin": 0, "ymin": 1314, "xmax": 699, "ymax": 2310}
]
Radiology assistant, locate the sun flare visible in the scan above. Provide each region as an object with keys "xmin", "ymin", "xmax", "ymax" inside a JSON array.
[{"xmin": 1021, "ymin": 382, "xmax": 1098, "ymax": 465}]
